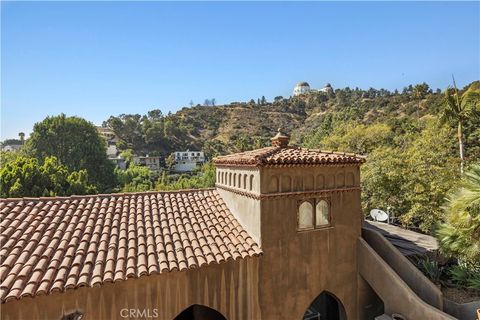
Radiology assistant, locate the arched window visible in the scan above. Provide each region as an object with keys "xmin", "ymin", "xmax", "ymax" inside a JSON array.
[
  {"xmin": 229, "ymin": 172, "xmax": 232, "ymax": 186},
  {"xmin": 316, "ymin": 199, "xmax": 330, "ymax": 227},
  {"xmin": 243, "ymin": 174, "xmax": 248, "ymax": 190},
  {"xmin": 298, "ymin": 201, "xmax": 314, "ymax": 230},
  {"xmin": 238, "ymin": 174, "xmax": 242, "ymax": 188},
  {"xmin": 249, "ymin": 175, "xmax": 254, "ymax": 191},
  {"xmin": 233, "ymin": 173, "xmax": 237, "ymax": 187},
  {"xmin": 298, "ymin": 198, "xmax": 331, "ymax": 231}
]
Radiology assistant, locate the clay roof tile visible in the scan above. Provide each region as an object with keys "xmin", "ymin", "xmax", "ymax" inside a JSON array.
[
  {"xmin": 0, "ymin": 189, "xmax": 260, "ymax": 303},
  {"xmin": 213, "ymin": 146, "xmax": 365, "ymax": 167}
]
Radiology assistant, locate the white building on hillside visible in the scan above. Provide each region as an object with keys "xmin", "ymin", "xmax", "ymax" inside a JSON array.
[
  {"xmin": 173, "ymin": 151, "xmax": 205, "ymax": 172},
  {"xmin": 96, "ymin": 126, "xmax": 118, "ymax": 144},
  {"xmin": 2, "ymin": 144, "xmax": 22, "ymax": 152},
  {"xmin": 133, "ymin": 155, "xmax": 162, "ymax": 171},
  {"xmin": 293, "ymin": 82, "xmax": 311, "ymax": 96},
  {"xmin": 293, "ymin": 82, "xmax": 334, "ymax": 96}
]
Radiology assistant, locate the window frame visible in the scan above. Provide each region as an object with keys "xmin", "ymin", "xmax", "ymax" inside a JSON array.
[
  {"xmin": 297, "ymin": 199, "xmax": 315, "ymax": 231},
  {"xmin": 296, "ymin": 197, "xmax": 332, "ymax": 232}
]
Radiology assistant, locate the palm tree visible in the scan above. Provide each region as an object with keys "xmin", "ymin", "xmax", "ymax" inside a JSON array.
[
  {"xmin": 440, "ymin": 79, "xmax": 480, "ymax": 173},
  {"xmin": 436, "ymin": 164, "xmax": 480, "ymax": 266},
  {"xmin": 18, "ymin": 132, "xmax": 25, "ymax": 145}
]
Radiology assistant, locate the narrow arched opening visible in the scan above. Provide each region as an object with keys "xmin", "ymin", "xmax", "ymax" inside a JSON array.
[
  {"xmin": 303, "ymin": 291, "xmax": 347, "ymax": 320},
  {"xmin": 174, "ymin": 304, "xmax": 227, "ymax": 320}
]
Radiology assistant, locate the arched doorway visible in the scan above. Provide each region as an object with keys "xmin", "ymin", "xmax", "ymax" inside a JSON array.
[
  {"xmin": 174, "ymin": 304, "xmax": 227, "ymax": 320},
  {"xmin": 303, "ymin": 291, "xmax": 347, "ymax": 320}
]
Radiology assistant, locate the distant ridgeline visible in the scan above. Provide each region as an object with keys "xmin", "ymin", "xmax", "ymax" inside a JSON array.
[{"xmin": 103, "ymin": 81, "xmax": 479, "ymax": 162}]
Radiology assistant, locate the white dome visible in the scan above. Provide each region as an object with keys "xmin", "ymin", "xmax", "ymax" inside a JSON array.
[{"xmin": 293, "ymin": 81, "xmax": 311, "ymax": 96}]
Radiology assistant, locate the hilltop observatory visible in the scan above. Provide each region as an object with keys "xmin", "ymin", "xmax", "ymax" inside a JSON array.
[{"xmin": 293, "ymin": 82, "xmax": 334, "ymax": 96}]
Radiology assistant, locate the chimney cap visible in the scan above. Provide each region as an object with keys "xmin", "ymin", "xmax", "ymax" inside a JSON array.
[{"xmin": 271, "ymin": 128, "xmax": 289, "ymax": 148}]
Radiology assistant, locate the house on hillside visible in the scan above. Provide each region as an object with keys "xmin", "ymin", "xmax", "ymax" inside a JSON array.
[
  {"xmin": 109, "ymin": 156, "xmax": 127, "ymax": 170},
  {"xmin": 106, "ymin": 144, "xmax": 119, "ymax": 158},
  {"xmin": 0, "ymin": 129, "xmax": 457, "ymax": 320},
  {"xmin": 1, "ymin": 144, "xmax": 22, "ymax": 152},
  {"xmin": 96, "ymin": 126, "xmax": 118, "ymax": 145},
  {"xmin": 173, "ymin": 150, "xmax": 205, "ymax": 172},
  {"xmin": 133, "ymin": 155, "xmax": 162, "ymax": 171}
]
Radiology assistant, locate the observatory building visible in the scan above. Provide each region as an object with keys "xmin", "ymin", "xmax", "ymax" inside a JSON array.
[
  {"xmin": 293, "ymin": 82, "xmax": 334, "ymax": 96},
  {"xmin": 0, "ymin": 130, "xmax": 457, "ymax": 320},
  {"xmin": 320, "ymin": 83, "xmax": 334, "ymax": 93},
  {"xmin": 293, "ymin": 81, "xmax": 311, "ymax": 96}
]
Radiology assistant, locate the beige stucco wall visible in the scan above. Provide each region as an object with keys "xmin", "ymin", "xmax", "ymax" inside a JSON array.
[
  {"xmin": 361, "ymin": 227, "xmax": 444, "ymax": 310},
  {"xmin": 1, "ymin": 258, "xmax": 260, "ymax": 320},
  {"xmin": 217, "ymin": 188, "xmax": 262, "ymax": 245},
  {"xmin": 260, "ymin": 165, "xmax": 359, "ymax": 194},
  {"xmin": 357, "ymin": 238, "xmax": 455, "ymax": 320},
  {"xmin": 257, "ymin": 165, "xmax": 362, "ymax": 319}
]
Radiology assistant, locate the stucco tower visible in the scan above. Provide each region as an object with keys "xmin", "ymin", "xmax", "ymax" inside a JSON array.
[{"xmin": 214, "ymin": 129, "xmax": 365, "ymax": 319}]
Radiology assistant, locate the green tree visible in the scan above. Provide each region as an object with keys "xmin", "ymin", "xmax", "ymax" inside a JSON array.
[
  {"xmin": 361, "ymin": 146, "xmax": 407, "ymax": 217},
  {"xmin": 358, "ymin": 117, "xmax": 459, "ymax": 232},
  {"xmin": 105, "ymin": 114, "xmax": 145, "ymax": 152},
  {"xmin": 165, "ymin": 154, "xmax": 176, "ymax": 170},
  {"xmin": 120, "ymin": 149, "xmax": 134, "ymax": 164},
  {"xmin": 0, "ymin": 155, "xmax": 95, "ymax": 197},
  {"xmin": 234, "ymin": 135, "xmax": 250, "ymax": 152},
  {"xmin": 437, "ymin": 164, "xmax": 480, "ymax": 267},
  {"xmin": 317, "ymin": 122, "xmax": 393, "ymax": 155},
  {"xmin": 18, "ymin": 132, "xmax": 25, "ymax": 145},
  {"xmin": 115, "ymin": 164, "xmax": 153, "ymax": 192},
  {"xmin": 440, "ymin": 81, "xmax": 480, "ymax": 173},
  {"xmin": 399, "ymin": 118, "xmax": 460, "ymax": 232},
  {"xmin": 155, "ymin": 162, "xmax": 215, "ymax": 191},
  {"xmin": 27, "ymin": 114, "xmax": 116, "ymax": 191},
  {"xmin": 412, "ymin": 82, "xmax": 430, "ymax": 100}
]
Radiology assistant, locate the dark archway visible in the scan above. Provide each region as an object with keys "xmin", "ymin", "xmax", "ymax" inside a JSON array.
[
  {"xmin": 303, "ymin": 291, "xmax": 347, "ymax": 320},
  {"xmin": 174, "ymin": 304, "xmax": 227, "ymax": 320}
]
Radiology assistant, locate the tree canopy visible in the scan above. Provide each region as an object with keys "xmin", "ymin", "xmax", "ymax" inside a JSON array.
[
  {"xmin": 27, "ymin": 114, "xmax": 116, "ymax": 191},
  {"xmin": 0, "ymin": 155, "xmax": 96, "ymax": 197}
]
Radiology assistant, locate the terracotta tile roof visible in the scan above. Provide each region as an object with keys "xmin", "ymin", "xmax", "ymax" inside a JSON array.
[
  {"xmin": 0, "ymin": 189, "xmax": 261, "ymax": 303},
  {"xmin": 213, "ymin": 146, "xmax": 365, "ymax": 166}
]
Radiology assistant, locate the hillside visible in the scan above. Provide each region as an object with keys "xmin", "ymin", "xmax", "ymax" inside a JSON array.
[{"xmin": 104, "ymin": 82, "xmax": 478, "ymax": 161}]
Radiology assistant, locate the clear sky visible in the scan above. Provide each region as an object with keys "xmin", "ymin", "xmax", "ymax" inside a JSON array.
[{"xmin": 1, "ymin": 1, "xmax": 479, "ymax": 140}]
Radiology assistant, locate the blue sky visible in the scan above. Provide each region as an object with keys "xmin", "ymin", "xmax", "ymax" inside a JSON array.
[{"xmin": 1, "ymin": 1, "xmax": 479, "ymax": 140}]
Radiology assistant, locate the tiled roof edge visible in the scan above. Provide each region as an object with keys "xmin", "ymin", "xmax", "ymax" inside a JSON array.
[
  {"xmin": 0, "ymin": 253, "xmax": 263, "ymax": 304},
  {"xmin": 0, "ymin": 188, "xmax": 217, "ymax": 203}
]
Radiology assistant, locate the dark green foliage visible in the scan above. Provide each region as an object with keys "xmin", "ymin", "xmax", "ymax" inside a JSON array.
[
  {"xmin": 27, "ymin": 114, "xmax": 116, "ymax": 191},
  {"xmin": 417, "ymin": 257, "xmax": 443, "ymax": 284},
  {"xmin": 437, "ymin": 164, "xmax": 480, "ymax": 267},
  {"xmin": 0, "ymin": 155, "xmax": 96, "ymax": 197},
  {"xmin": 115, "ymin": 164, "xmax": 154, "ymax": 192},
  {"xmin": 0, "ymin": 139, "xmax": 22, "ymax": 147},
  {"xmin": 444, "ymin": 264, "xmax": 480, "ymax": 290},
  {"xmin": 156, "ymin": 162, "xmax": 215, "ymax": 191}
]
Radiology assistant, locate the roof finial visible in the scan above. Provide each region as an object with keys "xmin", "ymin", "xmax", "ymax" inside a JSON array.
[{"xmin": 271, "ymin": 128, "xmax": 289, "ymax": 148}]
